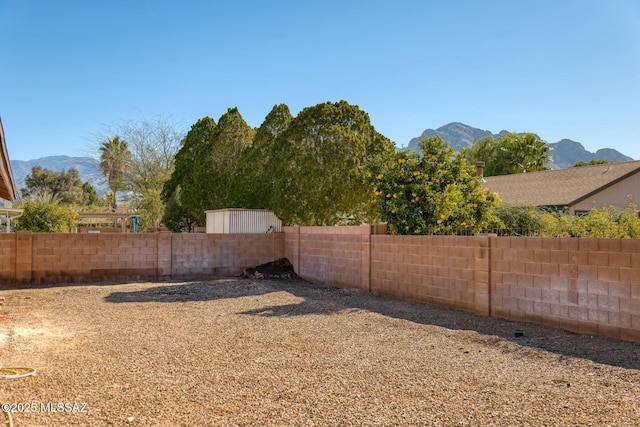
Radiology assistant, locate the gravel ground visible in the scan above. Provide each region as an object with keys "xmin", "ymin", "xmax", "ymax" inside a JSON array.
[{"xmin": 0, "ymin": 278, "xmax": 639, "ymax": 427}]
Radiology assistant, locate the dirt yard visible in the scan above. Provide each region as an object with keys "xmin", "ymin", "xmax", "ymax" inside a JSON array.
[{"xmin": 0, "ymin": 278, "xmax": 639, "ymax": 426}]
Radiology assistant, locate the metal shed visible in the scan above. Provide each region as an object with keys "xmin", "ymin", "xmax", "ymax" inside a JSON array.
[{"xmin": 205, "ymin": 209, "xmax": 282, "ymax": 234}]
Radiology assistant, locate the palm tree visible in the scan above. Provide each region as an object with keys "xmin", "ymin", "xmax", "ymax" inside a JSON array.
[
  {"xmin": 509, "ymin": 133, "xmax": 551, "ymax": 173},
  {"xmin": 99, "ymin": 136, "xmax": 131, "ymax": 209},
  {"xmin": 30, "ymin": 189, "xmax": 63, "ymax": 205}
]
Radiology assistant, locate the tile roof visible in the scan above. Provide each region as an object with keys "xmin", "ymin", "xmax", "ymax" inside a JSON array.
[{"xmin": 482, "ymin": 160, "xmax": 640, "ymax": 207}]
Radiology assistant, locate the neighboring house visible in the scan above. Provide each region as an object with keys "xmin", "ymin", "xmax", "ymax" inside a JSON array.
[
  {"xmin": 482, "ymin": 160, "xmax": 640, "ymax": 215},
  {"xmin": 0, "ymin": 116, "xmax": 16, "ymax": 202},
  {"xmin": 0, "ymin": 116, "xmax": 22, "ymax": 231}
]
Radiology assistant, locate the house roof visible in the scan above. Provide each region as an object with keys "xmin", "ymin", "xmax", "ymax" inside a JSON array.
[
  {"xmin": 483, "ymin": 160, "xmax": 640, "ymax": 207},
  {"xmin": 0, "ymin": 117, "xmax": 17, "ymax": 202}
]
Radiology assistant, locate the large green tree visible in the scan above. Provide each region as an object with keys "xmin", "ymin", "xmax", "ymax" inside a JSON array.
[
  {"xmin": 21, "ymin": 166, "xmax": 88, "ymax": 206},
  {"xmin": 191, "ymin": 108, "xmax": 254, "ymax": 216},
  {"xmin": 161, "ymin": 187, "xmax": 196, "ymax": 232},
  {"xmin": 162, "ymin": 109, "xmax": 253, "ymax": 229},
  {"xmin": 229, "ymin": 104, "xmax": 293, "ymax": 210},
  {"xmin": 161, "ymin": 116, "xmax": 217, "ymax": 229},
  {"xmin": 374, "ymin": 136, "xmax": 500, "ymax": 235},
  {"xmin": 82, "ymin": 182, "xmax": 102, "ymax": 207},
  {"xmin": 465, "ymin": 132, "xmax": 551, "ymax": 176},
  {"xmin": 99, "ymin": 135, "xmax": 131, "ymax": 208},
  {"xmin": 269, "ymin": 100, "xmax": 395, "ymax": 225}
]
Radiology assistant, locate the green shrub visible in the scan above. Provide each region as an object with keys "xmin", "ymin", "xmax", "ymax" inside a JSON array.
[
  {"xmin": 16, "ymin": 200, "xmax": 77, "ymax": 233},
  {"xmin": 488, "ymin": 204, "xmax": 544, "ymax": 236},
  {"xmin": 487, "ymin": 204, "xmax": 640, "ymax": 238},
  {"xmin": 570, "ymin": 205, "xmax": 640, "ymax": 238}
]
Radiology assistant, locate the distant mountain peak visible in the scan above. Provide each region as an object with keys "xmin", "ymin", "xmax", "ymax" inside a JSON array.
[
  {"xmin": 409, "ymin": 122, "xmax": 496, "ymax": 152},
  {"xmin": 436, "ymin": 121, "xmax": 468, "ymax": 131},
  {"xmin": 549, "ymin": 139, "xmax": 632, "ymax": 168},
  {"xmin": 406, "ymin": 123, "xmax": 633, "ymax": 168}
]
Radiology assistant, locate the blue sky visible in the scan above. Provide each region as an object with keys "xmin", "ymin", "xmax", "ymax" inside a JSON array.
[{"xmin": 2, "ymin": 0, "xmax": 639, "ymax": 161}]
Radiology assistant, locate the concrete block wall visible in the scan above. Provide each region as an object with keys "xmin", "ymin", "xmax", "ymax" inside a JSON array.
[
  {"xmin": 170, "ymin": 233, "xmax": 285, "ymax": 278},
  {"xmin": 283, "ymin": 226, "xmax": 370, "ymax": 290},
  {"xmin": 283, "ymin": 226, "xmax": 300, "ymax": 274},
  {"xmin": 284, "ymin": 227, "xmax": 490, "ymax": 315},
  {"xmin": 28, "ymin": 233, "xmax": 159, "ymax": 284},
  {"xmin": 285, "ymin": 228, "xmax": 640, "ymax": 342},
  {"xmin": 370, "ymin": 234, "xmax": 491, "ymax": 315},
  {"xmin": 0, "ymin": 234, "xmax": 17, "ymax": 283},
  {"xmin": 0, "ymin": 232, "xmax": 285, "ymax": 285},
  {"xmin": 491, "ymin": 237, "xmax": 640, "ymax": 342}
]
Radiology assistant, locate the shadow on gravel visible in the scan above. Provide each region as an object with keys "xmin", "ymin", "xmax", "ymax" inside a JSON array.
[
  {"xmin": 104, "ymin": 279, "xmax": 273, "ymax": 303},
  {"xmin": 104, "ymin": 278, "xmax": 640, "ymax": 371}
]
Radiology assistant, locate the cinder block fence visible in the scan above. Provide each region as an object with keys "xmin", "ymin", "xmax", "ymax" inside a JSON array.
[
  {"xmin": 285, "ymin": 226, "xmax": 640, "ymax": 342},
  {"xmin": 2, "ymin": 227, "xmax": 640, "ymax": 342},
  {"xmin": 0, "ymin": 232, "xmax": 284, "ymax": 284}
]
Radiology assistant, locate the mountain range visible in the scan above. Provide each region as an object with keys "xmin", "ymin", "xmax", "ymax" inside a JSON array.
[
  {"xmin": 9, "ymin": 123, "xmax": 634, "ymax": 196},
  {"xmin": 406, "ymin": 122, "xmax": 633, "ymax": 169}
]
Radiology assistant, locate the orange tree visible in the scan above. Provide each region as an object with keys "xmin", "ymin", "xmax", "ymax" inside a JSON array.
[{"xmin": 373, "ymin": 135, "xmax": 500, "ymax": 235}]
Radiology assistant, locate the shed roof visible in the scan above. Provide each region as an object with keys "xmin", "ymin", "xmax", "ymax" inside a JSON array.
[
  {"xmin": 0, "ymin": 117, "xmax": 17, "ymax": 202},
  {"xmin": 483, "ymin": 160, "xmax": 640, "ymax": 207}
]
